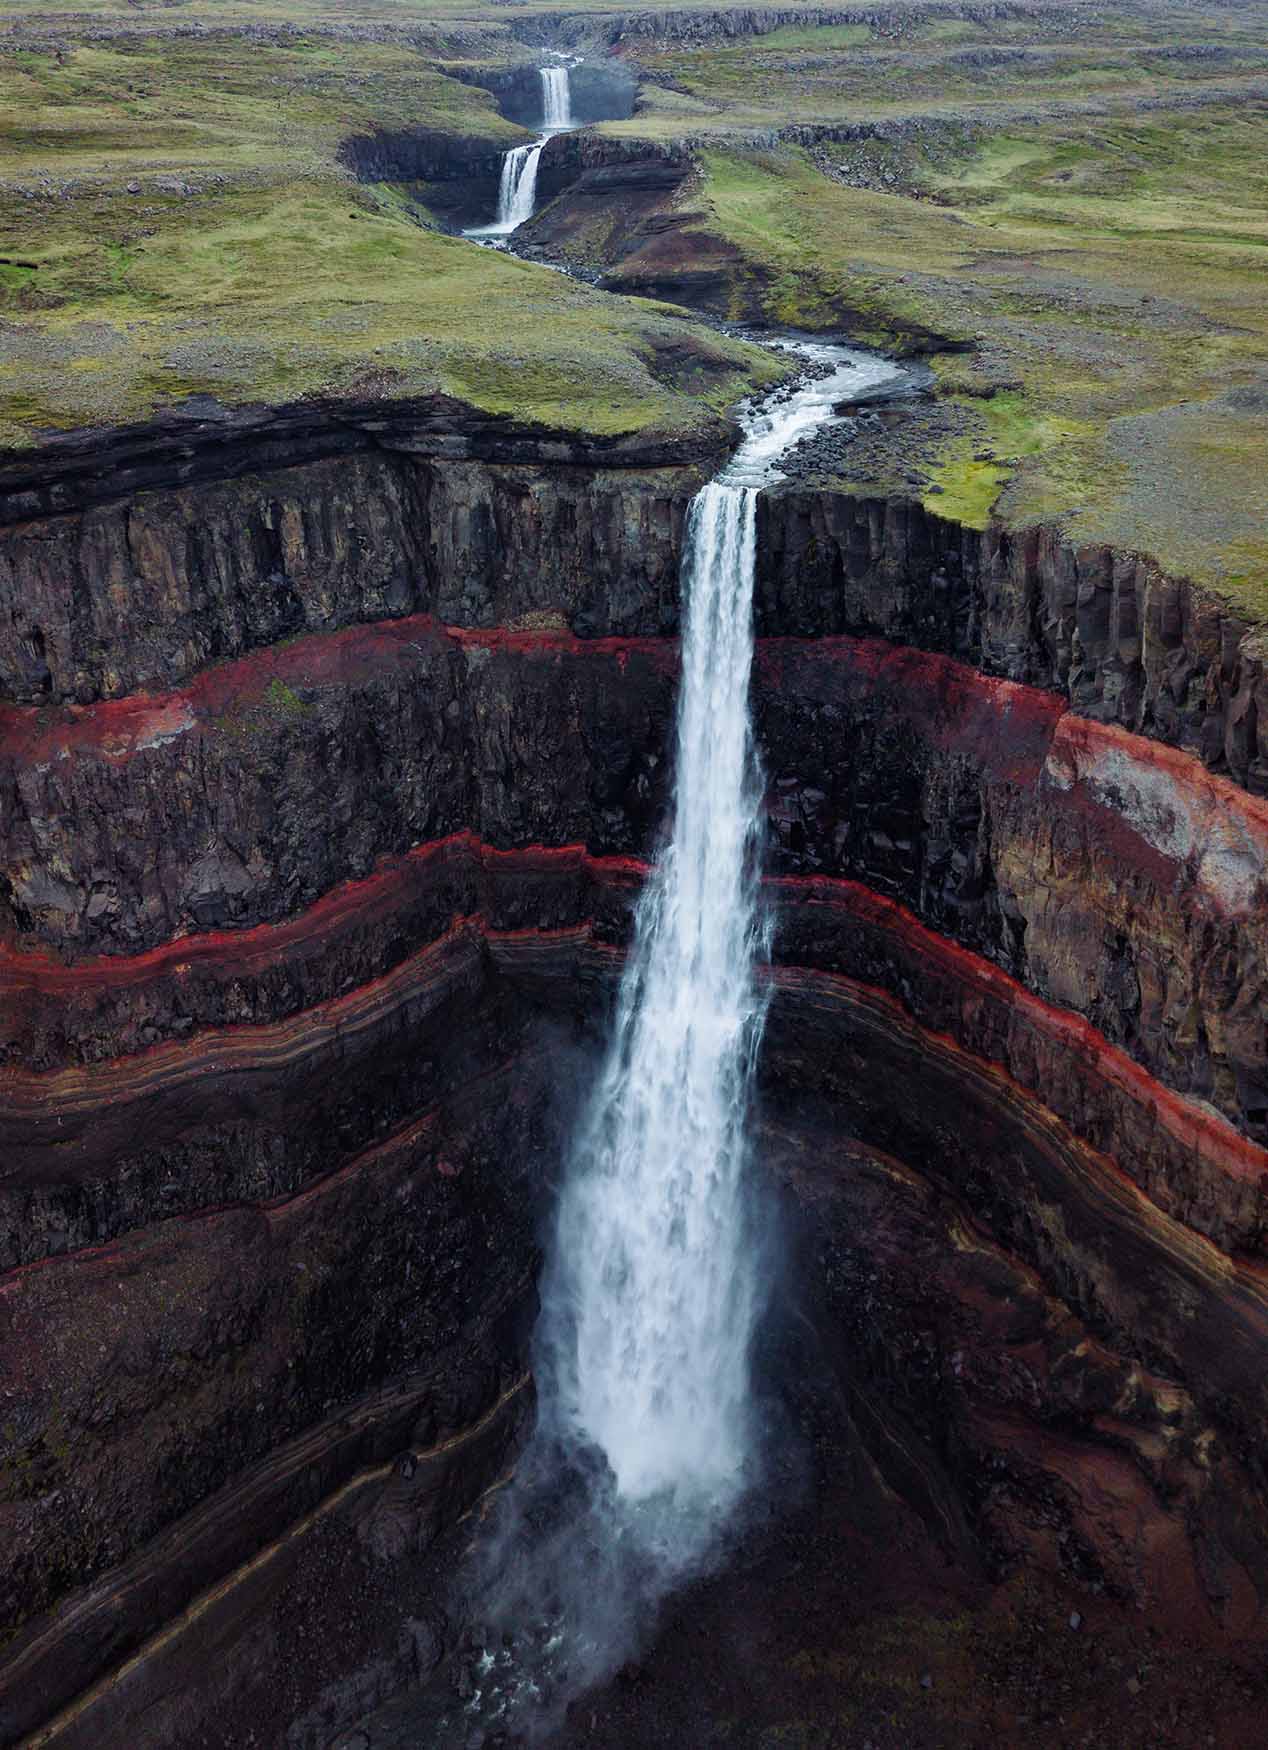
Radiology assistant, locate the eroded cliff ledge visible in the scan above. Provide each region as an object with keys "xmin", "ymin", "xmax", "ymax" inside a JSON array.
[
  {"xmin": 3, "ymin": 411, "xmax": 1268, "ymax": 1747},
  {"xmin": 5, "ymin": 858, "xmax": 1268, "ymax": 1744},
  {"xmin": 4, "ymin": 623, "xmax": 1264, "ymax": 1142},
  {"xmin": 3, "ymin": 432, "xmax": 1262, "ymax": 783}
]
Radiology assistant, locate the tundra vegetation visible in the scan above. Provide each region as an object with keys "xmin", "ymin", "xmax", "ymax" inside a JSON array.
[{"xmin": 1, "ymin": 0, "xmax": 1266, "ymax": 607}]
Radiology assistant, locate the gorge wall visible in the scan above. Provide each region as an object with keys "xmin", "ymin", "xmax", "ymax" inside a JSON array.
[{"xmin": 3, "ymin": 408, "xmax": 1268, "ymax": 1746}]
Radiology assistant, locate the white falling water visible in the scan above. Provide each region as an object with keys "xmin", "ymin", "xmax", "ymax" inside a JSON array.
[
  {"xmin": 549, "ymin": 485, "xmax": 766, "ymax": 1530},
  {"xmin": 450, "ymin": 341, "xmax": 910, "ymax": 1739},
  {"xmin": 491, "ymin": 137, "xmax": 549, "ymax": 235},
  {"xmin": 543, "ymin": 340, "xmax": 909, "ymax": 1554},
  {"xmin": 541, "ymin": 63, "xmax": 572, "ymax": 130},
  {"xmin": 466, "ymin": 61, "xmax": 576, "ymax": 239}
]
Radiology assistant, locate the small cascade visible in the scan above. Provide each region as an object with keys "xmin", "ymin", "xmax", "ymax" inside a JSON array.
[
  {"xmin": 466, "ymin": 60, "xmax": 577, "ymax": 239},
  {"xmin": 541, "ymin": 63, "xmax": 572, "ymax": 130},
  {"xmin": 492, "ymin": 137, "xmax": 549, "ymax": 234}
]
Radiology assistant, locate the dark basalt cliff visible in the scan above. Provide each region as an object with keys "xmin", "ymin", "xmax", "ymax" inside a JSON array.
[
  {"xmin": 758, "ymin": 493, "xmax": 1268, "ymax": 796},
  {"xmin": 3, "ymin": 404, "xmax": 1268, "ymax": 1747},
  {"xmin": 0, "ymin": 400, "xmax": 719, "ymax": 704}
]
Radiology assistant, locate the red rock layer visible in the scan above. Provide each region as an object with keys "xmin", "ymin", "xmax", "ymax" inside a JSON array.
[
  {"xmin": 0, "ymin": 1051, "xmax": 550, "ymax": 1713},
  {"xmin": 3, "ymin": 622, "xmax": 1263, "ymax": 1143},
  {"xmin": 0, "ymin": 448, "xmax": 703, "ymax": 704},
  {"xmin": 9, "ymin": 939, "xmax": 1268, "ymax": 1749},
  {"xmin": 4, "ymin": 839, "xmax": 1264, "ymax": 1257},
  {"xmin": 770, "ymin": 872, "xmax": 1268, "ymax": 1252},
  {"xmin": 758, "ymin": 636, "xmax": 1268, "ymax": 1136},
  {"xmin": 0, "ymin": 615, "xmax": 676, "ymax": 769},
  {"xmin": 4, "ymin": 883, "xmax": 1268, "ymax": 1744},
  {"xmin": 755, "ymin": 959, "xmax": 1268, "ymax": 1490},
  {"xmin": 0, "ymin": 833, "xmax": 640, "ymax": 1068},
  {"xmin": 755, "ymin": 490, "xmax": 1268, "ymax": 794},
  {"xmin": 756, "ymin": 633, "xmax": 1268, "ymax": 919},
  {"xmin": 765, "ymin": 1120, "xmax": 1268, "ymax": 1637}
]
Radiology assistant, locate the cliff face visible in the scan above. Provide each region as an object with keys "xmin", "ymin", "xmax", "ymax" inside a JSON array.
[
  {"xmin": 758, "ymin": 491, "xmax": 1268, "ymax": 797},
  {"xmin": 446, "ymin": 60, "xmax": 638, "ymax": 129},
  {"xmin": 3, "ymin": 409, "xmax": 1268, "ymax": 1747},
  {"xmin": 0, "ymin": 403, "xmax": 714, "ymax": 705}
]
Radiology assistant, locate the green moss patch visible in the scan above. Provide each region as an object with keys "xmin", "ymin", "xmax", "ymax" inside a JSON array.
[{"xmin": 0, "ymin": 31, "xmax": 779, "ymax": 445}]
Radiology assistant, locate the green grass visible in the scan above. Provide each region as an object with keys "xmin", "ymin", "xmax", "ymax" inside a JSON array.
[
  {"xmin": 619, "ymin": 0, "xmax": 1268, "ymax": 140},
  {"xmin": 0, "ymin": 32, "xmax": 781, "ymax": 443},
  {"xmin": 681, "ymin": 98, "xmax": 1268, "ymax": 609},
  {"xmin": 1, "ymin": 0, "xmax": 1267, "ymax": 614},
  {"xmin": 0, "ymin": 175, "xmax": 781, "ymax": 441}
]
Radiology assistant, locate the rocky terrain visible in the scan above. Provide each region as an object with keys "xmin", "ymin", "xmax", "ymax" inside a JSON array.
[{"xmin": 2, "ymin": 2, "xmax": 1268, "ymax": 1747}]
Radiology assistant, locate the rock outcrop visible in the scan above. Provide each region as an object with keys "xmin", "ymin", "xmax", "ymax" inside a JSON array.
[
  {"xmin": 0, "ymin": 405, "xmax": 717, "ymax": 704},
  {"xmin": 758, "ymin": 490, "xmax": 1268, "ymax": 796}
]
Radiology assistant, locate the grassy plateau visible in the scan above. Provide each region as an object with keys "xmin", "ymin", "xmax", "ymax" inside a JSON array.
[
  {"xmin": 1, "ymin": 0, "xmax": 1266, "ymax": 613},
  {"xmin": 0, "ymin": 24, "xmax": 782, "ymax": 445}
]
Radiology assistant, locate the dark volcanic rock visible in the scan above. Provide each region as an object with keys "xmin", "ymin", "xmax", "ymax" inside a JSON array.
[
  {"xmin": 5, "ymin": 628, "xmax": 1264, "ymax": 1151},
  {"xmin": 766, "ymin": 1116, "xmax": 1268, "ymax": 1635},
  {"xmin": 0, "ymin": 1052, "xmax": 545, "ymax": 1647},
  {"xmin": 757, "ymin": 488, "xmax": 1268, "ymax": 795},
  {"xmin": 0, "ymin": 434, "xmax": 712, "ymax": 704},
  {"xmin": 0, "ymin": 620, "xmax": 676, "ymax": 954},
  {"xmin": 6, "ymin": 383, "xmax": 1268, "ymax": 1750},
  {"xmin": 444, "ymin": 59, "xmax": 638, "ymax": 130},
  {"xmin": 8, "ymin": 906, "xmax": 1268, "ymax": 1746},
  {"xmin": 3, "ymin": 416, "xmax": 1262, "ymax": 802}
]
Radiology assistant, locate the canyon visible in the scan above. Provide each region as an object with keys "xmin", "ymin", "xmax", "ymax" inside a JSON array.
[
  {"xmin": 3, "ymin": 3, "xmax": 1268, "ymax": 1746},
  {"xmin": 5, "ymin": 393, "xmax": 1268, "ymax": 1745}
]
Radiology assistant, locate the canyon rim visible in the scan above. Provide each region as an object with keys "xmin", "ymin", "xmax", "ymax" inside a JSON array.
[{"xmin": 2, "ymin": 3, "xmax": 1268, "ymax": 1747}]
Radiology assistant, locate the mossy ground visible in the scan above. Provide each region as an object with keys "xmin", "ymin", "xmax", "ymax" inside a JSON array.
[
  {"xmin": 620, "ymin": 0, "xmax": 1268, "ymax": 138},
  {"xmin": 2, "ymin": 0, "xmax": 1267, "ymax": 613},
  {"xmin": 0, "ymin": 30, "xmax": 780, "ymax": 445},
  {"xmin": 585, "ymin": 1, "xmax": 1268, "ymax": 615}
]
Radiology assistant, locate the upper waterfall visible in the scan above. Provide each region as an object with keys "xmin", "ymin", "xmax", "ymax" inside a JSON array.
[{"xmin": 541, "ymin": 63, "xmax": 572, "ymax": 130}]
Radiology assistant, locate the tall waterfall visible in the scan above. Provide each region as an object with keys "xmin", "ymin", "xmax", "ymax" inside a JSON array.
[
  {"xmin": 545, "ymin": 477, "xmax": 768, "ymax": 1527},
  {"xmin": 544, "ymin": 343, "xmax": 906, "ymax": 1532},
  {"xmin": 451, "ymin": 340, "xmax": 908, "ymax": 1738}
]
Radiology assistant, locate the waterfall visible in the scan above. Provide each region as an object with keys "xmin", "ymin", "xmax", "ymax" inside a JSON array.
[
  {"xmin": 541, "ymin": 63, "xmax": 572, "ymax": 130},
  {"xmin": 447, "ymin": 340, "xmax": 908, "ymax": 1738},
  {"xmin": 545, "ymin": 474, "xmax": 768, "ymax": 1528},
  {"xmin": 544, "ymin": 344, "xmax": 907, "ymax": 1534},
  {"xmin": 467, "ymin": 61, "xmax": 574, "ymax": 238},
  {"xmin": 493, "ymin": 138, "xmax": 548, "ymax": 233}
]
